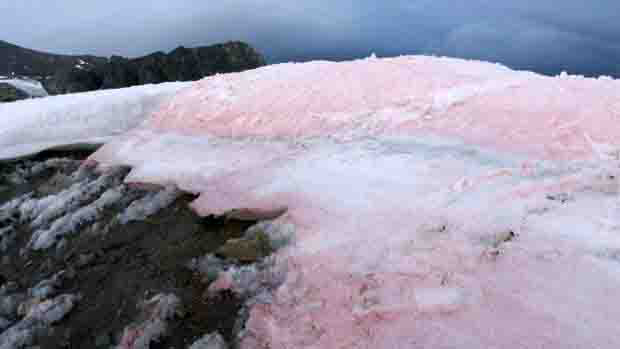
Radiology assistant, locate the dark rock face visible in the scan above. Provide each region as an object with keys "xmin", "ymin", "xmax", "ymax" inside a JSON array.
[
  {"xmin": 1, "ymin": 40, "xmax": 266, "ymax": 96},
  {"xmin": 41, "ymin": 68, "xmax": 104, "ymax": 96},
  {"xmin": 0, "ymin": 83, "xmax": 29, "ymax": 102},
  {"xmin": 0, "ymin": 40, "xmax": 106, "ymax": 79},
  {"xmin": 44, "ymin": 41, "xmax": 266, "ymax": 95}
]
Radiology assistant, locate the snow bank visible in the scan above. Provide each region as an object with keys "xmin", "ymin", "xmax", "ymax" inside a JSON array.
[
  {"xmin": 141, "ymin": 55, "xmax": 620, "ymax": 160},
  {"xmin": 29, "ymin": 55, "xmax": 620, "ymax": 347},
  {"xmin": 0, "ymin": 78, "xmax": 48, "ymax": 98},
  {"xmin": 0, "ymin": 81, "xmax": 192, "ymax": 161}
]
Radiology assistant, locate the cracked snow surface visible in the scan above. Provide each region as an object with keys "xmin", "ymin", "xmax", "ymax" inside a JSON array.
[{"xmin": 89, "ymin": 56, "xmax": 620, "ymax": 348}]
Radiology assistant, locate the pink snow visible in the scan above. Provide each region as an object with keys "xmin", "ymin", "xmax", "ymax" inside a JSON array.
[
  {"xmin": 146, "ymin": 55, "xmax": 620, "ymax": 160},
  {"xmin": 90, "ymin": 55, "xmax": 620, "ymax": 348}
]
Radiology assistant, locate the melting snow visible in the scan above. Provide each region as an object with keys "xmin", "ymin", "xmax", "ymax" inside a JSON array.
[
  {"xmin": 3, "ymin": 55, "xmax": 620, "ymax": 347},
  {"xmin": 86, "ymin": 56, "xmax": 620, "ymax": 348}
]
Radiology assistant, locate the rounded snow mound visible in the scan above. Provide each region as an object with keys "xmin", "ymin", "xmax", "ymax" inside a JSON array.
[{"xmin": 88, "ymin": 56, "xmax": 620, "ymax": 349}]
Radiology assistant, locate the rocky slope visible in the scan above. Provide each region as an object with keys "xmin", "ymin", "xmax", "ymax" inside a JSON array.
[
  {"xmin": 0, "ymin": 151, "xmax": 282, "ymax": 348},
  {"xmin": 0, "ymin": 40, "xmax": 105, "ymax": 79},
  {"xmin": 1, "ymin": 40, "xmax": 265, "ymax": 96},
  {"xmin": 95, "ymin": 42, "xmax": 266, "ymax": 91}
]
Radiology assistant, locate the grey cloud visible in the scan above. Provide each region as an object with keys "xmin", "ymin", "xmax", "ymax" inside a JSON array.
[{"xmin": 1, "ymin": 1, "xmax": 619, "ymax": 77}]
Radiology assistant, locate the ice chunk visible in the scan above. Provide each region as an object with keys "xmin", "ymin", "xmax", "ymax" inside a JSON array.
[
  {"xmin": 117, "ymin": 185, "xmax": 181, "ymax": 224},
  {"xmin": 24, "ymin": 294, "xmax": 79, "ymax": 324},
  {"xmin": 116, "ymin": 293, "xmax": 183, "ymax": 349},
  {"xmin": 0, "ymin": 294, "xmax": 78, "ymax": 349},
  {"xmin": 188, "ymin": 332, "xmax": 228, "ymax": 349},
  {"xmin": 1, "ymin": 78, "xmax": 48, "ymax": 98}
]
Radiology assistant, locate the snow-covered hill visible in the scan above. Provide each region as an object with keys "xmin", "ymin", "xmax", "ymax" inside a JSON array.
[{"xmin": 2, "ymin": 55, "xmax": 620, "ymax": 348}]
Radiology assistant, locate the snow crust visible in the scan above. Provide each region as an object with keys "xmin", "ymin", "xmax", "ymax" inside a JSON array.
[
  {"xmin": 6, "ymin": 55, "xmax": 620, "ymax": 347},
  {"xmin": 142, "ymin": 55, "xmax": 620, "ymax": 160},
  {"xmin": 117, "ymin": 185, "xmax": 181, "ymax": 224},
  {"xmin": 0, "ymin": 81, "xmax": 192, "ymax": 161}
]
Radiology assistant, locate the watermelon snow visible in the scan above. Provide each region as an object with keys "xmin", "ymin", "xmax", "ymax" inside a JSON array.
[{"xmin": 7, "ymin": 55, "xmax": 620, "ymax": 348}]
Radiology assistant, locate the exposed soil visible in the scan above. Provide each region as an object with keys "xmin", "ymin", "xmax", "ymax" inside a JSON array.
[{"xmin": 0, "ymin": 151, "xmax": 271, "ymax": 348}]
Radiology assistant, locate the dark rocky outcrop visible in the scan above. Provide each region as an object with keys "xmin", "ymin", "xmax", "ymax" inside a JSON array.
[
  {"xmin": 0, "ymin": 83, "xmax": 29, "ymax": 102},
  {"xmin": 43, "ymin": 42, "xmax": 265, "ymax": 95},
  {"xmin": 97, "ymin": 42, "xmax": 266, "ymax": 91},
  {"xmin": 1, "ymin": 40, "xmax": 266, "ymax": 96},
  {"xmin": 0, "ymin": 40, "xmax": 106, "ymax": 79}
]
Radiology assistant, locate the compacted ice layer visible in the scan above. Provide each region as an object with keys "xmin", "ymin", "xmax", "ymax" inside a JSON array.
[
  {"xmin": 86, "ymin": 55, "xmax": 620, "ymax": 348},
  {"xmin": 0, "ymin": 81, "xmax": 192, "ymax": 161}
]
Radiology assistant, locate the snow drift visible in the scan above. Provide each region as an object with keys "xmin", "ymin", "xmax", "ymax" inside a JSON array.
[
  {"xmin": 0, "ymin": 81, "xmax": 192, "ymax": 161},
  {"xmin": 7, "ymin": 55, "xmax": 620, "ymax": 347},
  {"xmin": 0, "ymin": 78, "xmax": 48, "ymax": 98}
]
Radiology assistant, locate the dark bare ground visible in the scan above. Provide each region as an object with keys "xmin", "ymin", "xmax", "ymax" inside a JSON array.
[{"xmin": 0, "ymin": 151, "xmax": 267, "ymax": 348}]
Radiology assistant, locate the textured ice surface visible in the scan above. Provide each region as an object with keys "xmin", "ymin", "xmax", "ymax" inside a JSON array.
[
  {"xmin": 138, "ymin": 55, "xmax": 620, "ymax": 160},
  {"xmin": 0, "ymin": 294, "xmax": 78, "ymax": 349},
  {"xmin": 0, "ymin": 81, "xmax": 191, "ymax": 161},
  {"xmin": 23, "ymin": 167, "xmax": 129, "ymax": 250},
  {"xmin": 117, "ymin": 185, "xmax": 181, "ymax": 224},
  {"xmin": 117, "ymin": 294, "xmax": 183, "ymax": 349},
  {"xmin": 37, "ymin": 55, "xmax": 620, "ymax": 347}
]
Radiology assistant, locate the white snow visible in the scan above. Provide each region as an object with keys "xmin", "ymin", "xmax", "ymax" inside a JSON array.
[
  {"xmin": 188, "ymin": 332, "xmax": 228, "ymax": 349},
  {"xmin": 74, "ymin": 60, "xmax": 90, "ymax": 70},
  {"xmin": 0, "ymin": 81, "xmax": 192, "ymax": 161},
  {"xmin": 117, "ymin": 294, "xmax": 183, "ymax": 349},
  {"xmin": 0, "ymin": 78, "xmax": 48, "ymax": 98},
  {"xmin": 117, "ymin": 185, "xmax": 181, "ymax": 224}
]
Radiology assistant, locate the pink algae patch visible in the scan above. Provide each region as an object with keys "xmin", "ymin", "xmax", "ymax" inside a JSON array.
[
  {"xmin": 147, "ymin": 55, "xmax": 620, "ymax": 160},
  {"xmin": 90, "ymin": 55, "xmax": 620, "ymax": 348}
]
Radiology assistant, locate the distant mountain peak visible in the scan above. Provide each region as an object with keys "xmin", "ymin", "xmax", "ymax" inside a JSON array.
[
  {"xmin": 0, "ymin": 39, "xmax": 106, "ymax": 78},
  {"xmin": 0, "ymin": 40, "xmax": 265, "ymax": 96}
]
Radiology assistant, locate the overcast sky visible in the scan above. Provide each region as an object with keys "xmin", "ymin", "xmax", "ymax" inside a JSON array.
[{"xmin": 2, "ymin": 1, "xmax": 619, "ymax": 76}]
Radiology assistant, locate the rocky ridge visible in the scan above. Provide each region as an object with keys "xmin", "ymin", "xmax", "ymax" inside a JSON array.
[{"xmin": 0, "ymin": 39, "xmax": 266, "ymax": 97}]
